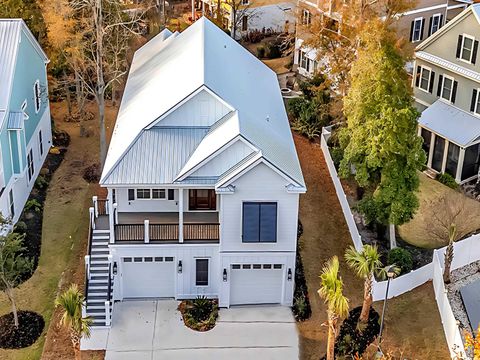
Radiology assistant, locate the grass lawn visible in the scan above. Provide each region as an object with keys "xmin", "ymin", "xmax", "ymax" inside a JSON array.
[
  {"xmin": 398, "ymin": 173, "xmax": 480, "ymax": 249},
  {"xmin": 0, "ymin": 101, "xmax": 116, "ymax": 360},
  {"xmin": 294, "ymin": 134, "xmax": 450, "ymax": 359}
]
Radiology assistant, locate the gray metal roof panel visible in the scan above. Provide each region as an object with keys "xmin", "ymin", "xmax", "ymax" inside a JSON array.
[
  {"xmin": 460, "ymin": 278, "xmax": 480, "ymax": 331},
  {"xmin": 419, "ymin": 100, "xmax": 480, "ymax": 147}
]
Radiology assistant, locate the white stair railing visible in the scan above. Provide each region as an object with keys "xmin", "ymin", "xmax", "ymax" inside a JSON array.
[
  {"xmin": 89, "ymin": 207, "xmax": 95, "ymax": 230},
  {"xmin": 92, "ymin": 196, "xmax": 98, "ymax": 218},
  {"xmin": 105, "ymin": 301, "xmax": 111, "ymax": 326},
  {"xmin": 84, "ymin": 255, "xmax": 91, "ymax": 280}
]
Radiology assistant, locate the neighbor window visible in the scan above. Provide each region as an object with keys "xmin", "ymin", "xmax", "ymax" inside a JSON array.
[
  {"xmin": 411, "ymin": 17, "xmax": 424, "ymax": 42},
  {"xmin": 430, "ymin": 14, "xmax": 442, "ymax": 35},
  {"xmin": 34, "ymin": 80, "xmax": 41, "ymax": 113},
  {"xmin": 242, "ymin": 0, "xmax": 249, "ymax": 4},
  {"xmin": 27, "ymin": 149, "xmax": 34, "ymax": 182},
  {"xmin": 416, "ymin": 66, "xmax": 433, "ymax": 92},
  {"xmin": 195, "ymin": 259, "xmax": 209, "ymax": 286},
  {"xmin": 242, "ymin": 202, "xmax": 277, "ymax": 242},
  {"xmin": 302, "ymin": 9, "xmax": 311, "ymax": 25},
  {"xmin": 472, "ymin": 89, "xmax": 480, "ymax": 115},
  {"xmin": 152, "ymin": 189, "xmax": 166, "ymax": 199},
  {"xmin": 461, "ymin": 35, "xmax": 474, "ymax": 62},
  {"xmin": 242, "ymin": 16, "xmax": 248, "ymax": 31},
  {"xmin": 299, "ymin": 50, "xmax": 310, "ymax": 72},
  {"xmin": 440, "ymin": 75, "xmax": 454, "ymax": 102},
  {"xmin": 136, "ymin": 189, "xmax": 151, "ymax": 199}
]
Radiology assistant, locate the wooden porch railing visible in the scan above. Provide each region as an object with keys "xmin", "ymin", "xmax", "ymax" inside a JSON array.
[{"xmin": 114, "ymin": 223, "xmax": 220, "ymax": 242}]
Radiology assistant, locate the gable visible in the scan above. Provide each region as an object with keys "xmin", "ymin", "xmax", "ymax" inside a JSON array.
[
  {"xmin": 152, "ymin": 88, "xmax": 231, "ymax": 128},
  {"xmin": 189, "ymin": 139, "xmax": 255, "ymax": 177}
]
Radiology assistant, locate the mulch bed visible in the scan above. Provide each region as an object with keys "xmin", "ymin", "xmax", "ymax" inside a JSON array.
[
  {"xmin": 0, "ymin": 311, "xmax": 45, "ymax": 349},
  {"xmin": 178, "ymin": 299, "xmax": 218, "ymax": 332},
  {"xmin": 16, "ymin": 130, "xmax": 70, "ymax": 282},
  {"xmin": 292, "ymin": 220, "xmax": 312, "ymax": 321}
]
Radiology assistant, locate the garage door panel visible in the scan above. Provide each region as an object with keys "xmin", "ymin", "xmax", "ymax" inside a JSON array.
[
  {"xmin": 230, "ymin": 266, "xmax": 283, "ymax": 305},
  {"xmin": 122, "ymin": 257, "xmax": 175, "ymax": 298}
]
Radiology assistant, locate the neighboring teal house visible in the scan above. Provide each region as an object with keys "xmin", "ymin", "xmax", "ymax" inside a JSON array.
[{"xmin": 0, "ymin": 19, "xmax": 52, "ymax": 225}]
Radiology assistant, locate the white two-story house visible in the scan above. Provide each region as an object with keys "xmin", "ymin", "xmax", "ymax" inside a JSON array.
[{"xmin": 84, "ymin": 17, "xmax": 306, "ymax": 327}]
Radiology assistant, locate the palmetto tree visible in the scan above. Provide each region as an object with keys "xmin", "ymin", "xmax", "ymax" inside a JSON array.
[
  {"xmin": 318, "ymin": 256, "xmax": 349, "ymax": 360},
  {"xmin": 55, "ymin": 284, "xmax": 92, "ymax": 360},
  {"xmin": 345, "ymin": 244, "xmax": 383, "ymax": 323}
]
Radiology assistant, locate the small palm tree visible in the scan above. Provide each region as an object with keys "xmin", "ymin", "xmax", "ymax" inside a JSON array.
[
  {"xmin": 55, "ymin": 284, "xmax": 92, "ymax": 360},
  {"xmin": 318, "ymin": 256, "xmax": 349, "ymax": 360},
  {"xmin": 345, "ymin": 245, "xmax": 383, "ymax": 323}
]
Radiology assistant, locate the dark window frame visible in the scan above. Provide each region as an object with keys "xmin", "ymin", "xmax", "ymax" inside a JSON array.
[
  {"xmin": 242, "ymin": 202, "xmax": 278, "ymax": 243},
  {"xmin": 195, "ymin": 258, "xmax": 209, "ymax": 286}
]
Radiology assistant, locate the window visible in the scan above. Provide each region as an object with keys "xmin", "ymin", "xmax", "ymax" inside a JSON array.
[
  {"xmin": 242, "ymin": 16, "xmax": 248, "ymax": 31},
  {"xmin": 27, "ymin": 149, "xmax": 34, "ymax": 182},
  {"xmin": 189, "ymin": 189, "xmax": 215, "ymax": 210},
  {"xmin": 128, "ymin": 189, "xmax": 135, "ymax": 201},
  {"xmin": 445, "ymin": 142, "xmax": 460, "ymax": 178},
  {"xmin": 439, "ymin": 75, "xmax": 454, "ymax": 102},
  {"xmin": 195, "ymin": 259, "xmax": 209, "ymax": 286},
  {"xmin": 136, "ymin": 189, "xmax": 151, "ymax": 199},
  {"xmin": 242, "ymin": 202, "xmax": 277, "ymax": 243},
  {"xmin": 410, "ymin": 17, "xmax": 424, "ymax": 42},
  {"xmin": 152, "ymin": 189, "xmax": 166, "ymax": 199},
  {"xmin": 429, "ymin": 14, "xmax": 442, "ymax": 36},
  {"xmin": 415, "ymin": 66, "xmax": 434, "ymax": 93},
  {"xmin": 462, "ymin": 143, "xmax": 480, "ymax": 180},
  {"xmin": 34, "ymin": 80, "xmax": 41, "ymax": 113},
  {"xmin": 302, "ymin": 9, "xmax": 311, "ymax": 25},
  {"xmin": 457, "ymin": 34, "xmax": 478, "ymax": 64},
  {"xmin": 471, "ymin": 89, "xmax": 480, "ymax": 115},
  {"xmin": 242, "ymin": 0, "xmax": 249, "ymax": 5},
  {"xmin": 299, "ymin": 50, "xmax": 310, "ymax": 72},
  {"xmin": 168, "ymin": 189, "xmax": 175, "ymax": 200},
  {"xmin": 39, "ymin": 130, "xmax": 43, "ymax": 156},
  {"xmin": 420, "ymin": 128, "xmax": 432, "ymax": 156},
  {"xmin": 21, "ymin": 100, "xmax": 29, "ymax": 120},
  {"xmin": 8, "ymin": 189, "xmax": 14, "ymax": 218}
]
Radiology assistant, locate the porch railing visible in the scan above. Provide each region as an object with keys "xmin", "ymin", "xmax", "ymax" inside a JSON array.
[
  {"xmin": 92, "ymin": 196, "xmax": 109, "ymax": 217},
  {"xmin": 114, "ymin": 223, "xmax": 220, "ymax": 242}
]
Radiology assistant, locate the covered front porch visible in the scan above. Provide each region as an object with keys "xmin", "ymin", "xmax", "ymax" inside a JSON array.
[{"xmin": 418, "ymin": 100, "xmax": 480, "ymax": 183}]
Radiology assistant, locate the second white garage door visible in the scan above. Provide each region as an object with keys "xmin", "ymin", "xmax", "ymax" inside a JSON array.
[
  {"xmin": 122, "ymin": 256, "xmax": 175, "ymax": 298},
  {"xmin": 230, "ymin": 264, "xmax": 284, "ymax": 305}
]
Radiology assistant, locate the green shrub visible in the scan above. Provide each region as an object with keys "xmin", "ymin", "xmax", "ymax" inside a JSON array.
[
  {"xmin": 25, "ymin": 199, "xmax": 43, "ymax": 213},
  {"xmin": 34, "ymin": 175, "xmax": 49, "ymax": 190},
  {"xmin": 387, "ymin": 247, "xmax": 413, "ymax": 274},
  {"xmin": 330, "ymin": 147, "xmax": 344, "ymax": 168},
  {"xmin": 264, "ymin": 43, "xmax": 281, "ymax": 59},
  {"xmin": 292, "ymin": 293, "xmax": 310, "ymax": 321},
  {"xmin": 256, "ymin": 46, "xmax": 265, "ymax": 58},
  {"xmin": 179, "ymin": 296, "xmax": 218, "ymax": 332},
  {"xmin": 13, "ymin": 221, "xmax": 28, "ymax": 235},
  {"xmin": 437, "ymin": 173, "xmax": 458, "ymax": 189}
]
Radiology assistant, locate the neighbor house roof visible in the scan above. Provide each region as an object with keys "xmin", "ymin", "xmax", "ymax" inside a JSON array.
[
  {"xmin": 0, "ymin": 19, "xmax": 48, "ymax": 113},
  {"xmin": 101, "ymin": 17, "xmax": 305, "ymax": 188},
  {"xmin": 418, "ymin": 100, "xmax": 480, "ymax": 147}
]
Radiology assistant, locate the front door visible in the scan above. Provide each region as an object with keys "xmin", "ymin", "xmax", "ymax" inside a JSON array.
[
  {"xmin": 432, "ymin": 136, "xmax": 445, "ymax": 172},
  {"xmin": 189, "ymin": 190, "xmax": 216, "ymax": 210}
]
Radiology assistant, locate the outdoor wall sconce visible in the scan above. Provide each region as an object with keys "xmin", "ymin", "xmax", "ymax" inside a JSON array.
[
  {"xmin": 113, "ymin": 261, "xmax": 118, "ymax": 276},
  {"xmin": 223, "ymin": 268, "xmax": 228, "ymax": 282},
  {"xmin": 178, "ymin": 260, "xmax": 183, "ymax": 274},
  {"xmin": 287, "ymin": 268, "xmax": 292, "ymax": 281}
]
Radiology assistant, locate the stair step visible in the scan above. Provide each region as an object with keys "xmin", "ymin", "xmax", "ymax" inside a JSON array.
[
  {"xmin": 90, "ymin": 269, "xmax": 109, "ymax": 274},
  {"xmin": 91, "ymin": 250, "xmax": 110, "ymax": 255},
  {"xmin": 90, "ymin": 257, "xmax": 109, "ymax": 262},
  {"xmin": 93, "ymin": 229, "xmax": 110, "ymax": 233},
  {"xmin": 90, "ymin": 278, "xmax": 109, "ymax": 284},
  {"xmin": 87, "ymin": 295, "xmax": 110, "ymax": 300},
  {"xmin": 91, "ymin": 243, "xmax": 109, "ymax": 248},
  {"xmin": 87, "ymin": 308, "xmax": 108, "ymax": 314},
  {"xmin": 93, "ymin": 235, "xmax": 110, "ymax": 239},
  {"xmin": 91, "ymin": 275, "xmax": 109, "ymax": 280}
]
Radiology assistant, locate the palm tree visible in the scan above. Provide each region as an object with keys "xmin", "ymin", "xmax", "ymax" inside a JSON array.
[
  {"xmin": 55, "ymin": 284, "xmax": 92, "ymax": 360},
  {"xmin": 345, "ymin": 244, "xmax": 382, "ymax": 323},
  {"xmin": 318, "ymin": 256, "xmax": 349, "ymax": 360}
]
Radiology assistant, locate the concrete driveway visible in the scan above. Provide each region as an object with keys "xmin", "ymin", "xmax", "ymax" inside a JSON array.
[{"xmin": 104, "ymin": 300, "xmax": 298, "ymax": 359}]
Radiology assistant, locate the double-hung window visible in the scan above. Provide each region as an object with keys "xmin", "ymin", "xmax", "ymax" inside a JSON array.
[
  {"xmin": 136, "ymin": 189, "xmax": 151, "ymax": 199},
  {"xmin": 27, "ymin": 149, "xmax": 34, "ymax": 182},
  {"xmin": 439, "ymin": 75, "xmax": 454, "ymax": 102},
  {"xmin": 470, "ymin": 89, "xmax": 480, "ymax": 115},
  {"xmin": 457, "ymin": 34, "xmax": 479, "ymax": 64},
  {"xmin": 242, "ymin": 16, "xmax": 248, "ymax": 31},
  {"xmin": 34, "ymin": 80, "xmax": 41, "ymax": 113},
  {"xmin": 242, "ymin": 202, "xmax": 277, "ymax": 243},
  {"xmin": 299, "ymin": 50, "xmax": 310, "ymax": 72},
  {"xmin": 416, "ymin": 66, "xmax": 433, "ymax": 93},
  {"xmin": 411, "ymin": 17, "xmax": 424, "ymax": 42},
  {"xmin": 429, "ymin": 14, "xmax": 442, "ymax": 35}
]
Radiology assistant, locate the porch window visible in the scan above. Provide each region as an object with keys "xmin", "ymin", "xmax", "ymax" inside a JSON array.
[
  {"xmin": 420, "ymin": 128, "xmax": 432, "ymax": 156},
  {"xmin": 431, "ymin": 135, "xmax": 445, "ymax": 172},
  {"xmin": 242, "ymin": 202, "xmax": 277, "ymax": 243},
  {"xmin": 195, "ymin": 259, "xmax": 209, "ymax": 286},
  {"xmin": 462, "ymin": 143, "xmax": 480, "ymax": 181},
  {"xmin": 189, "ymin": 189, "xmax": 216, "ymax": 210},
  {"xmin": 136, "ymin": 189, "xmax": 151, "ymax": 199},
  {"xmin": 445, "ymin": 142, "xmax": 460, "ymax": 178}
]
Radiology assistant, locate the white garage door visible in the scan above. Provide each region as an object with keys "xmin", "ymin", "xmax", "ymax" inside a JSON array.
[
  {"xmin": 122, "ymin": 256, "xmax": 175, "ymax": 298},
  {"xmin": 230, "ymin": 264, "xmax": 284, "ymax": 305}
]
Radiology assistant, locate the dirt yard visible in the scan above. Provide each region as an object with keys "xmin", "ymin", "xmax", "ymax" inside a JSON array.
[{"xmin": 293, "ymin": 134, "xmax": 450, "ymax": 360}]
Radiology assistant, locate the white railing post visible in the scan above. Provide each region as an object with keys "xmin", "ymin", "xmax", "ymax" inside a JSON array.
[
  {"xmin": 109, "ymin": 203, "xmax": 116, "ymax": 244},
  {"xmin": 113, "ymin": 203, "xmax": 118, "ymax": 224},
  {"xmin": 89, "ymin": 207, "xmax": 95, "ymax": 230},
  {"xmin": 93, "ymin": 196, "xmax": 98, "ymax": 218},
  {"xmin": 144, "ymin": 220, "xmax": 150, "ymax": 243},
  {"xmin": 105, "ymin": 300, "xmax": 111, "ymax": 326},
  {"xmin": 178, "ymin": 189, "xmax": 184, "ymax": 243},
  {"xmin": 82, "ymin": 301, "xmax": 87, "ymax": 318},
  {"xmin": 85, "ymin": 255, "xmax": 91, "ymax": 280}
]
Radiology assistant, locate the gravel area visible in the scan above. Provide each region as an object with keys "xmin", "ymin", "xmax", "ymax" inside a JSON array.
[{"xmin": 446, "ymin": 260, "xmax": 480, "ymax": 336}]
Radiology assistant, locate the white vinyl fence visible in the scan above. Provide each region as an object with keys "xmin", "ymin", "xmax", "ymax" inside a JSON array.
[{"xmin": 320, "ymin": 128, "xmax": 480, "ymax": 358}]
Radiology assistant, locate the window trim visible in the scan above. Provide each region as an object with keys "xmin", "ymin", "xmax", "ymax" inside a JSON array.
[
  {"xmin": 440, "ymin": 74, "xmax": 455, "ymax": 102},
  {"xmin": 418, "ymin": 65, "xmax": 432, "ymax": 93},
  {"xmin": 412, "ymin": 17, "xmax": 423, "ymax": 43},
  {"xmin": 460, "ymin": 34, "xmax": 475, "ymax": 64},
  {"xmin": 430, "ymin": 13, "xmax": 442, "ymax": 35},
  {"xmin": 27, "ymin": 149, "xmax": 34, "ymax": 182},
  {"xmin": 152, "ymin": 188, "xmax": 166, "ymax": 200},
  {"xmin": 241, "ymin": 201, "xmax": 278, "ymax": 243},
  {"xmin": 302, "ymin": 9, "xmax": 311, "ymax": 25},
  {"xmin": 474, "ymin": 88, "xmax": 480, "ymax": 116},
  {"xmin": 33, "ymin": 80, "xmax": 41, "ymax": 114},
  {"xmin": 195, "ymin": 258, "xmax": 209, "ymax": 287}
]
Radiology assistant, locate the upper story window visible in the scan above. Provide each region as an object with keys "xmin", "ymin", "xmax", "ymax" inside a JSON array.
[
  {"xmin": 470, "ymin": 89, "xmax": 480, "ymax": 115},
  {"xmin": 27, "ymin": 149, "xmax": 34, "ymax": 182},
  {"xmin": 299, "ymin": 50, "xmax": 310, "ymax": 72},
  {"xmin": 242, "ymin": 202, "xmax": 277, "ymax": 243},
  {"xmin": 34, "ymin": 80, "xmax": 41, "ymax": 114},
  {"xmin": 415, "ymin": 65, "xmax": 435, "ymax": 93},
  {"xmin": 302, "ymin": 9, "xmax": 311, "ymax": 25},
  {"xmin": 429, "ymin": 13, "xmax": 442, "ymax": 36},
  {"xmin": 456, "ymin": 34, "xmax": 479, "ymax": 64},
  {"xmin": 410, "ymin": 17, "xmax": 424, "ymax": 43},
  {"xmin": 437, "ymin": 74, "xmax": 457, "ymax": 103},
  {"xmin": 189, "ymin": 189, "xmax": 216, "ymax": 210}
]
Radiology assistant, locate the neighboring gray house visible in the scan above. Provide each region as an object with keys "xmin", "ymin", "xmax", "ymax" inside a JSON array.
[{"xmin": 413, "ymin": 4, "xmax": 480, "ymax": 184}]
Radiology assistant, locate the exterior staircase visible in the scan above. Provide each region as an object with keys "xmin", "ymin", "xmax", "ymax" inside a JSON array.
[{"xmin": 85, "ymin": 228, "xmax": 113, "ymax": 327}]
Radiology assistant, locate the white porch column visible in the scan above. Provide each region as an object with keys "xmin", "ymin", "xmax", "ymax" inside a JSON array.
[
  {"xmin": 93, "ymin": 196, "xmax": 98, "ymax": 218},
  {"xmin": 107, "ymin": 189, "xmax": 115, "ymax": 243},
  {"xmin": 428, "ymin": 133, "xmax": 435, "ymax": 168},
  {"xmin": 179, "ymin": 189, "xmax": 184, "ymax": 243},
  {"xmin": 456, "ymin": 147, "xmax": 466, "ymax": 183},
  {"xmin": 441, "ymin": 140, "xmax": 449, "ymax": 173}
]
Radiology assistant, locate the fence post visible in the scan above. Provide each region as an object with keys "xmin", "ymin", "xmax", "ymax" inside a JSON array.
[
  {"xmin": 85, "ymin": 255, "xmax": 90, "ymax": 280},
  {"xmin": 89, "ymin": 207, "xmax": 95, "ymax": 230},
  {"xmin": 144, "ymin": 220, "xmax": 150, "ymax": 243},
  {"xmin": 92, "ymin": 196, "xmax": 98, "ymax": 218},
  {"xmin": 105, "ymin": 300, "xmax": 111, "ymax": 326}
]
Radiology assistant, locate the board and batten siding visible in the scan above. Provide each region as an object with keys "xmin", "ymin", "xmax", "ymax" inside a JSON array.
[
  {"xmin": 154, "ymin": 89, "xmax": 231, "ymax": 128},
  {"xmin": 109, "ymin": 244, "xmax": 220, "ymax": 299},
  {"xmin": 220, "ymin": 162, "xmax": 299, "ymax": 253}
]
